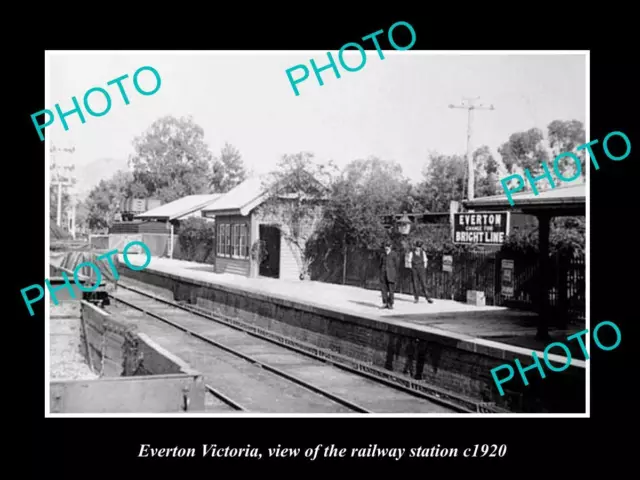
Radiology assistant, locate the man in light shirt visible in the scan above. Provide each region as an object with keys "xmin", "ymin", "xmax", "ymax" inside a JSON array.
[{"xmin": 408, "ymin": 241, "xmax": 434, "ymax": 304}]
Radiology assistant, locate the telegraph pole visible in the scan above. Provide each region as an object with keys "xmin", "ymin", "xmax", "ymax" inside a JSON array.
[
  {"xmin": 50, "ymin": 145, "xmax": 76, "ymax": 228},
  {"xmin": 449, "ymin": 97, "xmax": 494, "ymax": 201},
  {"xmin": 71, "ymin": 200, "xmax": 76, "ymax": 239}
]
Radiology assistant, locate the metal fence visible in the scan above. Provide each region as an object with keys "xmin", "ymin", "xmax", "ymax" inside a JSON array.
[{"xmin": 309, "ymin": 247, "xmax": 585, "ymax": 321}]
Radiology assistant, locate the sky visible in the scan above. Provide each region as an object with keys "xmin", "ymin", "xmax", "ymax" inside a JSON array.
[{"xmin": 46, "ymin": 51, "xmax": 586, "ymax": 195}]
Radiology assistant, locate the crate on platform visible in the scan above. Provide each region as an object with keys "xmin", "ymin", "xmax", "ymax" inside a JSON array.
[{"xmin": 466, "ymin": 290, "xmax": 486, "ymax": 306}]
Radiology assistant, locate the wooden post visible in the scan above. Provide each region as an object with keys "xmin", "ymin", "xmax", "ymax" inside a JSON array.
[
  {"xmin": 557, "ymin": 253, "xmax": 569, "ymax": 328},
  {"xmin": 249, "ymin": 213, "xmax": 260, "ymax": 278},
  {"xmin": 494, "ymin": 251, "xmax": 502, "ymax": 305},
  {"xmin": 342, "ymin": 235, "xmax": 347, "ymax": 285},
  {"xmin": 79, "ymin": 305, "xmax": 94, "ymax": 372},
  {"xmin": 170, "ymin": 223, "xmax": 174, "ymax": 259},
  {"xmin": 536, "ymin": 213, "xmax": 551, "ymax": 341},
  {"xmin": 449, "ymin": 200, "xmax": 460, "ymax": 240}
]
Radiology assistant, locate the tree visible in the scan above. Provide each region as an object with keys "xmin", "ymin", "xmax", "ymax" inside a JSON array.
[
  {"xmin": 498, "ymin": 127, "xmax": 551, "ymax": 192},
  {"xmin": 547, "ymin": 119, "xmax": 585, "ymax": 155},
  {"xmin": 498, "ymin": 127, "xmax": 550, "ymax": 174},
  {"xmin": 129, "ymin": 115, "xmax": 214, "ymax": 203},
  {"xmin": 473, "ymin": 145, "xmax": 502, "ymax": 197},
  {"xmin": 84, "ymin": 170, "xmax": 134, "ymax": 231},
  {"xmin": 404, "ymin": 222, "xmax": 474, "ymax": 255},
  {"xmin": 305, "ymin": 157, "xmax": 411, "ymax": 284},
  {"xmin": 547, "ymin": 119, "xmax": 585, "ymax": 178},
  {"xmin": 71, "ymin": 201, "xmax": 89, "ymax": 236},
  {"xmin": 322, "ymin": 157, "xmax": 411, "ymax": 251},
  {"xmin": 258, "ymin": 152, "xmax": 335, "ymax": 279},
  {"xmin": 501, "ymin": 216, "xmax": 585, "ymax": 257},
  {"xmin": 414, "ymin": 153, "xmax": 466, "ymax": 213},
  {"xmin": 210, "ymin": 142, "xmax": 248, "ymax": 193}
]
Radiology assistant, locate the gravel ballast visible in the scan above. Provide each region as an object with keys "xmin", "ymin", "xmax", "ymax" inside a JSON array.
[{"xmin": 50, "ymin": 302, "xmax": 99, "ymax": 380}]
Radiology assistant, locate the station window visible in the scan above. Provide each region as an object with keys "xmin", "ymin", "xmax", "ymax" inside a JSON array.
[
  {"xmin": 225, "ymin": 224, "xmax": 231, "ymax": 256},
  {"xmin": 216, "ymin": 224, "xmax": 223, "ymax": 256},
  {"xmin": 233, "ymin": 224, "xmax": 240, "ymax": 257},
  {"xmin": 239, "ymin": 224, "xmax": 248, "ymax": 258},
  {"xmin": 217, "ymin": 223, "xmax": 249, "ymax": 259}
]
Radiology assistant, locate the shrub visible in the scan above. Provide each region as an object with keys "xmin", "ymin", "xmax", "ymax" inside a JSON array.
[
  {"xmin": 175, "ymin": 217, "xmax": 216, "ymax": 264},
  {"xmin": 500, "ymin": 216, "xmax": 585, "ymax": 257},
  {"xmin": 395, "ymin": 223, "xmax": 478, "ymax": 255}
]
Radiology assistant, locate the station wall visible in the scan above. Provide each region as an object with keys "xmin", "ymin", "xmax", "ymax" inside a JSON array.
[{"xmin": 116, "ymin": 263, "xmax": 585, "ymax": 414}]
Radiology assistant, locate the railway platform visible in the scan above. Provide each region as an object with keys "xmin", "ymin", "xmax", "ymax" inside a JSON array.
[
  {"xmin": 112, "ymin": 255, "xmax": 587, "ymax": 413},
  {"xmin": 118, "ymin": 256, "xmax": 583, "ymax": 351}
]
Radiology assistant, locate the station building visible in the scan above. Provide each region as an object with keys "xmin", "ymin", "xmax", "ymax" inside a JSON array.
[
  {"xmin": 463, "ymin": 183, "xmax": 585, "ymax": 339},
  {"xmin": 134, "ymin": 194, "xmax": 221, "ymax": 258},
  {"xmin": 96, "ymin": 194, "xmax": 221, "ymax": 257},
  {"xmin": 201, "ymin": 176, "xmax": 326, "ymax": 280}
]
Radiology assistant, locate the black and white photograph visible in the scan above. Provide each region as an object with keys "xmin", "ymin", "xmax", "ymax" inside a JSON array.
[{"xmin": 43, "ymin": 50, "xmax": 589, "ymax": 417}]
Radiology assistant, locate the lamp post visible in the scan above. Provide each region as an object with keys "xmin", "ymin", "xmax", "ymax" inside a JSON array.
[
  {"xmin": 397, "ymin": 212, "xmax": 413, "ymax": 269},
  {"xmin": 397, "ymin": 211, "xmax": 412, "ymax": 236}
]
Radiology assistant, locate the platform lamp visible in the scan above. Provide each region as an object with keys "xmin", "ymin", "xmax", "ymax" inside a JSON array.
[{"xmin": 397, "ymin": 211, "xmax": 412, "ymax": 236}]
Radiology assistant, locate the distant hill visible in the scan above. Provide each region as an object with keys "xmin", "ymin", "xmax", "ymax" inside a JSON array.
[{"xmin": 74, "ymin": 157, "xmax": 130, "ymax": 200}]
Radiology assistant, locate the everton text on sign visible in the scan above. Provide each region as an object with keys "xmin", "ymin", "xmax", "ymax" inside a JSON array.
[
  {"xmin": 452, "ymin": 211, "xmax": 510, "ymax": 245},
  {"xmin": 31, "ymin": 66, "xmax": 162, "ymax": 141},
  {"xmin": 285, "ymin": 21, "xmax": 417, "ymax": 97}
]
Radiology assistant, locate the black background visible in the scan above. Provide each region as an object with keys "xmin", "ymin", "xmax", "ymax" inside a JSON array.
[{"xmin": 15, "ymin": 8, "xmax": 635, "ymax": 476}]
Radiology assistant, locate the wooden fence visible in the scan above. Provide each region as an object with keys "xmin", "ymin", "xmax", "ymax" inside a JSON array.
[{"xmin": 309, "ymin": 247, "xmax": 585, "ymax": 320}]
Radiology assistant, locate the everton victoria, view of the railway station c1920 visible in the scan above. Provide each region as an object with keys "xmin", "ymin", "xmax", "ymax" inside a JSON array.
[{"xmin": 46, "ymin": 51, "xmax": 587, "ymax": 416}]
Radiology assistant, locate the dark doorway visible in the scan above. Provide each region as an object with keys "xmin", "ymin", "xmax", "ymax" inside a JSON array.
[{"xmin": 259, "ymin": 225, "xmax": 280, "ymax": 278}]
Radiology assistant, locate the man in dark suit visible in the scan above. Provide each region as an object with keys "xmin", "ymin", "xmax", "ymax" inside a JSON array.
[
  {"xmin": 379, "ymin": 241, "xmax": 399, "ymax": 309},
  {"xmin": 408, "ymin": 240, "xmax": 434, "ymax": 304}
]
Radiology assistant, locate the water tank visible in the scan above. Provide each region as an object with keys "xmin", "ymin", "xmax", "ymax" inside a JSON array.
[
  {"xmin": 120, "ymin": 197, "xmax": 161, "ymax": 213},
  {"xmin": 146, "ymin": 198, "xmax": 162, "ymax": 210},
  {"xmin": 131, "ymin": 198, "xmax": 146, "ymax": 212}
]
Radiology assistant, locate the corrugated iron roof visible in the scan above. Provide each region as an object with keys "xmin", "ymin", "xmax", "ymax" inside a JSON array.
[
  {"xmin": 135, "ymin": 194, "xmax": 222, "ymax": 220},
  {"xmin": 201, "ymin": 176, "xmax": 268, "ymax": 216},
  {"xmin": 202, "ymin": 173, "xmax": 332, "ymax": 217},
  {"xmin": 464, "ymin": 183, "xmax": 585, "ymax": 210}
]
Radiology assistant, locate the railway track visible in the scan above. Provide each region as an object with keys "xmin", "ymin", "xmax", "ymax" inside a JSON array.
[
  {"xmin": 204, "ymin": 383, "xmax": 247, "ymax": 411},
  {"xmin": 106, "ymin": 282, "xmax": 478, "ymax": 414}
]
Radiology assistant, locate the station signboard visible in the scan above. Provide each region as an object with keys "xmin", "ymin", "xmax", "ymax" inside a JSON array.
[
  {"xmin": 501, "ymin": 259, "xmax": 514, "ymax": 297},
  {"xmin": 452, "ymin": 211, "xmax": 510, "ymax": 245},
  {"xmin": 442, "ymin": 255, "xmax": 453, "ymax": 272}
]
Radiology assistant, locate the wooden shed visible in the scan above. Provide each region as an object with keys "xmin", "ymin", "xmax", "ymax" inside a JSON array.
[{"xmin": 201, "ymin": 176, "xmax": 325, "ymax": 280}]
